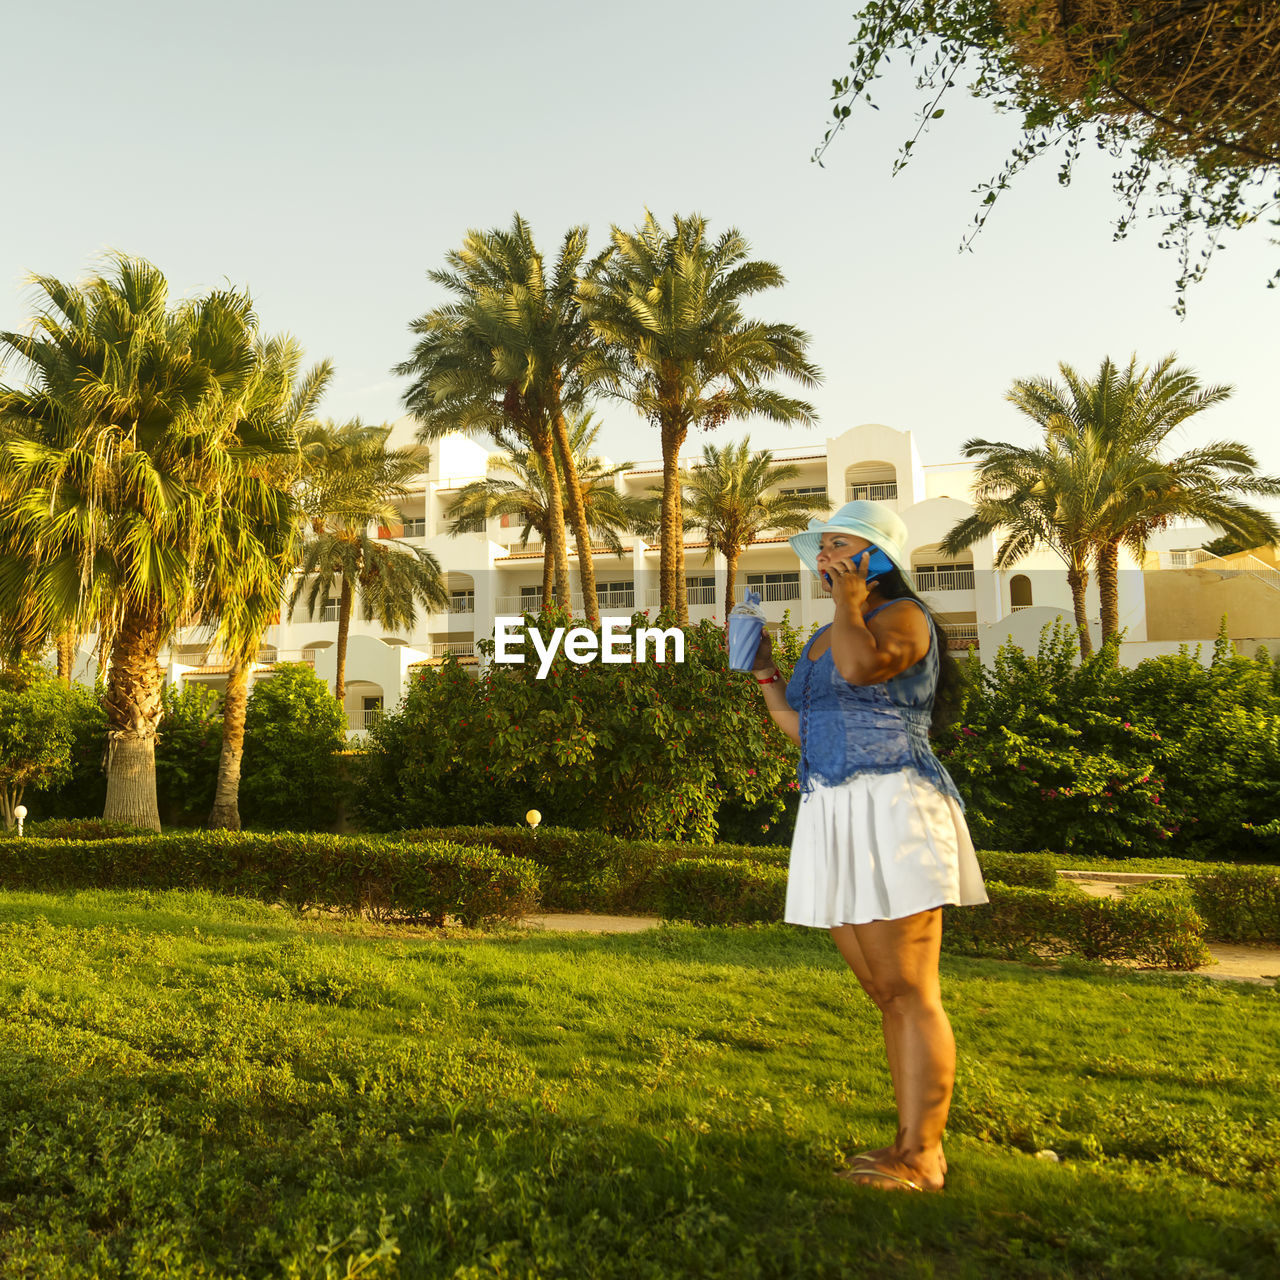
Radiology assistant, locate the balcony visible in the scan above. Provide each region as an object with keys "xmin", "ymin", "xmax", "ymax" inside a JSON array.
[
  {"xmin": 172, "ymin": 648, "xmax": 316, "ymax": 673},
  {"xmin": 945, "ymin": 623, "xmax": 979, "ymax": 651},
  {"xmin": 845, "ymin": 481, "xmax": 898, "ymax": 502},
  {"xmin": 644, "ymin": 585, "xmax": 717, "ymax": 608},
  {"xmin": 349, "ymin": 707, "xmax": 383, "ymax": 730},
  {"xmin": 447, "ymin": 593, "xmax": 475, "ymax": 614},
  {"xmin": 495, "ymin": 594, "xmax": 545, "ymax": 613},
  {"xmin": 746, "ymin": 579, "xmax": 801, "ymax": 603},
  {"xmin": 429, "ymin": 640, "xmax": 476, "ymax": 659},
  {"xmin": 321, "ymin": 602, "xmax": 339, "ymax": 622},
  {"xmin": 913, "ymin": 565, "xmax": 975, "ymax": 592}
]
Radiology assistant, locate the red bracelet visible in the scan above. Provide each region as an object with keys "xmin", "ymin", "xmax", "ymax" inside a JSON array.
[{"xmin": 756, "ymin": 669, "xmax": 781, "ymax": 685}]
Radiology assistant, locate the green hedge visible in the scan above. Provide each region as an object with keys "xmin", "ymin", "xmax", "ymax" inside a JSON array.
[
  {"xmin": 395, "ymin": 825, "xmax": 788, "ymax": 914},
  {"xmin": 1, "ymin": 818, "xmax": 159, "ymax": 842},
  {"xmin": 654, "ymin": 858, "xmax": 790, "ymax": 926},
  {"xmin": 0, "ymin": 832, "xmax": 539, "ymax": 927},
  {"xmin": 944, "ymin": 882, "xmax": 1211, "ymax": 969},
  {"xmin": 645, "ymin": 860, "xmax": 1210, "ymax": 969},
  {"xmin": 975, "ymin": 851, "xmax": 1060, "ymax": 889},
  {"xmin": 1188, "ymin": 866, "xmax": 1280, "ymax": 945}
]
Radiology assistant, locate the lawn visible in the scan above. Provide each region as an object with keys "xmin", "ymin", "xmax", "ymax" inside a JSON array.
[{"xmin": 0, "ymin": 890, "xmax": 1276, "ymax": 1279}]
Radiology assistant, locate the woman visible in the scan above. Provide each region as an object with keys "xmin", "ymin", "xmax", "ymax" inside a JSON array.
[{"xmin": 750, "ymin": 500, "xmax": 987, "ymax": 1194}]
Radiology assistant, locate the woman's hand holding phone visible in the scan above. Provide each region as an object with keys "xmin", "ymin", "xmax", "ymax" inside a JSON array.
[{"xmin": 824, "ymin": 548, "xmax": 875, "ymax": 610}]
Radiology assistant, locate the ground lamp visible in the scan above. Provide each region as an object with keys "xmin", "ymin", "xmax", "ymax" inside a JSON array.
[
  {"xmin": 526, "ymin": 809, "xmax": 541, "ymax": 837},
  {"xmin": 14, "ymin": 804, "xmax": 27, "ymax": 838}
]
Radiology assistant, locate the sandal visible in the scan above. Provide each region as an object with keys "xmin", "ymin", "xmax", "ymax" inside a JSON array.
[{"xmin": 837, "ymin": 1159, "xmax": 943, "ymax": 1193}]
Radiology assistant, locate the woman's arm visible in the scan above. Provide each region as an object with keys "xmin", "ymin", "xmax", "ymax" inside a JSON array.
[
  {"xmin": 750, "ymin": 630, "xmax": 801, "ymax": 746},
  {"xmin": 827, "ymin": 550, "xmax": 931, "ymax": 684},
  {"xmin": 830, "ymin": 599, "xmax": 931, "ymax": 685}
]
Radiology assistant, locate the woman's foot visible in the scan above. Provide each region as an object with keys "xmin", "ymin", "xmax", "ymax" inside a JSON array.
[
  {"xmin": 845, "ymin": 1144, "xmax": 947, "ymax": 1177},
  {"xmin": 838, "ymin": 1155, "xmax": 945, "ymax": 1193}
]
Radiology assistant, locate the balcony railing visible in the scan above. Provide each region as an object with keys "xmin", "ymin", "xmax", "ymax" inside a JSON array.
[
  {"xmin": 173, "ymin": 647, "xmax": 316, "ymax": 671},
  {"xmin": 845, "ymin": 481, "xmax": 898, "ymax": 502},
  {"xmin": 321, "ymin": 602, "xmax": 339, "ymax": 622},
  {"xmin": 430, "ymin": 640, "xmax": 476, "ymax": 658},
  {"xmin": 349, "ymin": 708, "xmax": 383, "ymax": 730},
  {"xmin": 746, "ymin": 580, "xmax": 801, "ymax": 603},
  {"xmin": 914, "ymin": 566, "xmax": 975, "ymax": 592},
  {"xmin": 447, "ymin": 594, "xmax": 475, "ymax": 614},
  {"xmin": 643, "ymin": 585, "xmax": 718, "ymax": 607},
  {"xmin": 945, "ymin": 624, "xmax": 979, "ymax": 650},
  {"xmin": 495, "ymin": 594, "xmax": 544, "ymax": 613}
]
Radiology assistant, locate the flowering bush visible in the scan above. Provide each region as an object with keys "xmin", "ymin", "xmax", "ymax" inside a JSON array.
[
  {"xmin": 352, "ymin": 605, "xmax": 798, "ymax": 842},
  {"xmin": 941, "ymin": 619, "xmax": 1280, "ymax": 860}
]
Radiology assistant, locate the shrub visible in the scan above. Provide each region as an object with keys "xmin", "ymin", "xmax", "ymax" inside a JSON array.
[
  {"xmin": 25, "ymin": 678, "xmax": 109, "ymax": 820},
  {"xmin": 0, "ymin": 663, "xmax": 83, "ymax": 829},
  {"xmin": 940, "ymin": 620, "xmax": 1280, "ymax": 860},
  {"xmin": 654, "ymin": 858, "xmax": 789, "ymax": 926},
  {"xmin": 351, "ymin": 605, "xmax": 801, "ymax": 843},
  {"xmin": 943, "ymin": 882, "xmax": 1211, "ymax": 969},
  {"xmin": 1189, "ymin": 866, "xmax": 1280, "ymax": 945},
  {"xmin": 240, "ymin": 664, "xmax": 348, "ymax": 831},
  {"xmin": 154, "ymin": 683, "xmax": 223, "ymax": 826},
  {"xmin": 395, "ymin": 824, "xmax": 789, "ymax": 913},
  {"xmin": 0, "ymin": 831, "xmax": 539, "ymax": 926},
  {"xmin": 975, "ymin": 851, "xmax": 1060, "ymax": 889},
  {"xmin": 5, "ymin": 818, "xmax": 158, "ymax": 842}
]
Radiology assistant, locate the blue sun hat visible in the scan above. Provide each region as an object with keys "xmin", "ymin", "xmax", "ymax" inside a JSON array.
[{"xmin": 788, "ymin": 500, "xmax": 915, "ymax": 591}]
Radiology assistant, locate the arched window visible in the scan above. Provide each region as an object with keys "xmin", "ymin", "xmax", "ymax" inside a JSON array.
[{"xmin": 1010, "ymin": 575, "xmax": 1033, "ymax": 610}]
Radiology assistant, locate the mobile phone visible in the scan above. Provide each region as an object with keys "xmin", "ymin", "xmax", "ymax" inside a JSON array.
[{"xmin": 822, "ymin": 545, "xmax": 895, "ymax": 587}]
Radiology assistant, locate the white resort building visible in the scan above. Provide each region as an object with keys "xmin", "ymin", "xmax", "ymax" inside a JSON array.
[{"xmin": 65, "ymin": 421, "xmax": 1280, "ymax": 735}]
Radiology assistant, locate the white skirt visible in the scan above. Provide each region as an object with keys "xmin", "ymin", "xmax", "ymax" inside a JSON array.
[{"xmin": 784, "ymin": 769, "xmax": 989, "ymax": 928}]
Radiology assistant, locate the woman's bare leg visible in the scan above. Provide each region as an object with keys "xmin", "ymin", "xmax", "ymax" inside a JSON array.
[
  {"xmin": 833, "ymin": 909, "xmax": 952, "ymax": 1188},
  {"xmin": 829, "ymin": 924, "xmax": 905, "ymax": 1164}
]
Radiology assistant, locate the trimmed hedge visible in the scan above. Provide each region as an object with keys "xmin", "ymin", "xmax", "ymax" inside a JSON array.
[
  {"xmin": 944, "ymin": 882, "xmax": 1211, "ymax": 970},
  {"xmin": 1188, "ymin": 866, "xmax": 1280, "ymax": 945},
  {"xmin": 975, "ymin": 851, "xmax": 1060, "ymax": 889},
  {"xmin": 1, "ymin": 818, "xmax": 159, "ymax": 842},
  {"xmin": 395, "ymin": 825, "xmax": 788, "ymax": 914},
  {"xmin": 655, "ymin": 858, "xmax": 790, "ymax": 926},
  {"xmin": 0, "ymin": 832, "xmax": 539, "ymax": 927},
  {"xmin": 643, "ymin": 859, "xmax": 1210, "ymax": 969}
]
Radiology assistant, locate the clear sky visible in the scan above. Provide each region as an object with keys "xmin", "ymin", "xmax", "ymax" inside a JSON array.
[{"xmin": 3, "ymin": 0, "xmax": 1277, "ymax": 475}]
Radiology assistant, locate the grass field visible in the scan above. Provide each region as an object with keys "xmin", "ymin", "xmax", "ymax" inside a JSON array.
[{"xmin": 1, "ymin": 889, "xmax": 1276, "ymax": 1279}]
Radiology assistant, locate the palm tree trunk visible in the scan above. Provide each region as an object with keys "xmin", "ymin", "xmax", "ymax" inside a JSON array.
[
  {"xmin": 550, "ymin": 400, "xmax": 598, "ymax": 624},
  {"xmin": 335, "ymin": 577, "xmax": 353, "ymax": 703},
  {"xmin": 723, "ymin": 549, "xmax": 740, "ymax": 620},
  {"xmin": 540, "ymin": 530, "xmax": 554, "ymax": 610},
  {"xmin": 1097, "ymin": 539, "xmax": 1121, "ymax": 643},
  {"xmin": 56, "ymin": 628, "xmax": 76, "ymax": 686},
  {"xmin": 208, "ymin": 659, "xmax": 249, "ymax": 830},
  {"xmin": 102, "ymin": 606, "xmax": 166, "ymax": 831},
  {"xmin": 1066, "ymin": 562, "xmax": 1093, "ymax": 658},
  {"xmin": 660, "ymin": 419, "xmax": 689, "ymax": 623},
  {"xmin": 529, "ymin": 422, "xmax": 572, "ymax": 607}
]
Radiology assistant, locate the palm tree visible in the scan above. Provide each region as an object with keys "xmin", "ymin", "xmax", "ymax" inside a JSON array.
[
  {"xmin": 397, "ymin": 216, "xmax": 604, "ymax": 618},
  {"xmin": 675, "ymin": 438, "xmax": 832, "ymax": 617},
  {"xmin": 1009, "ymin": 356, "xmax": 1280, "ymax": 640},
  {"xmin": 289, "ymin": 420, "xmax": 449, "ymax": 701},
  {"xmin": 205, "ymin": 338, "xmax": 333, "ymax": 830},
  {"xmin": 579, "ymin": 211, "xmax": 821, "ymax": 623},
  {"xmin": 0, "ymin": 256, "xmax": 298, "ymax": 829},
  {"xmin": 940, "ymin": 432, "xmax": 1110, "ymax": 656},
  {"xmin": 441, "ymin": 411, "xmax": 647, "ymax": 607}
]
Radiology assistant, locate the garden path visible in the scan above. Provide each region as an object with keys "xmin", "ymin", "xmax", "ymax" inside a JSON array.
[{"xmin": 519, "ymin": 902, "xmax": 1280, "ymax": 986}]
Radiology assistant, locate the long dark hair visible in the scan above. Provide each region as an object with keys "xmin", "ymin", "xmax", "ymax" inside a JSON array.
[{"xmin": 869, "ymin": 566, "xmax": 964, "ymax": 737}]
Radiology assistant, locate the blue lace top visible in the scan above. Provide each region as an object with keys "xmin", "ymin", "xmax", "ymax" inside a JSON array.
[{"xmin": 785, "ymin": 598, "xmax": 965, "ymax": 809}]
